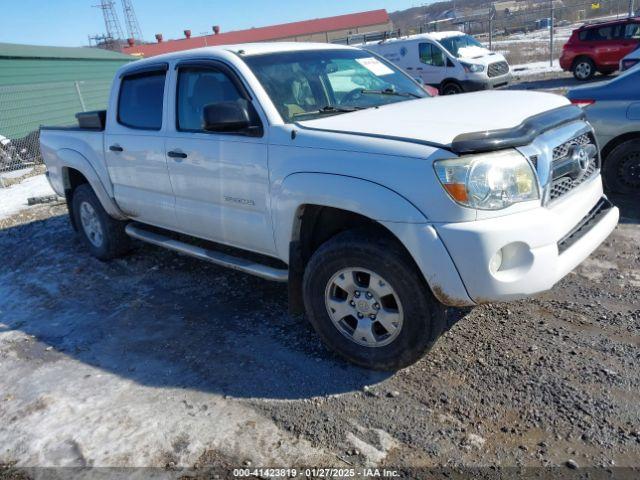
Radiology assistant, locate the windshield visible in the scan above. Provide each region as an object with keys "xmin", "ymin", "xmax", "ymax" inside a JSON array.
[
  {"xmin": 243, "ymin": 49, "xmax": 428, "ymax": 122},
  {"xmin": 438, "ymin": 34, "xmax": 485, "ymax": 58}
]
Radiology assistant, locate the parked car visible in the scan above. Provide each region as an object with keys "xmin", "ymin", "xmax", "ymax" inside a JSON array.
[
  {"xmin": 567, "ymin": 65, "xmax": 640, "ymax": 194},
  {"xmin": 620, "ymin": 42, "xmax": 640, "ymax": 71},
  {"xmin": 560, "ymin": 18, "xmax": 640, "ymax": 80},
  {"xmin": 358, "ymin": 32, "xmax": 511, "ymax": 95},
  {"xmin": 41, "ymin": 43, "xmax": 618, "ymax": 370}
]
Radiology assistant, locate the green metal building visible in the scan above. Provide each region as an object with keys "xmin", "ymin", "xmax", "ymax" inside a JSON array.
[{"xmin": 0, "ymin": 43, "xmax": 136, "ymax": 140}]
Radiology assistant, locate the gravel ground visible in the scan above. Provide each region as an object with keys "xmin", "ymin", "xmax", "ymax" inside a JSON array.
[{"xmin": 0, "ymin": 194, "xmax": 638, "ymax": 478}]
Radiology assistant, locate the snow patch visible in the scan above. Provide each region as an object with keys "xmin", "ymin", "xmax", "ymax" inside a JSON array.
[
  {"xmin": 511, "ymin": 60, "xmax": 562, "ymax": 76},
  {"xmin": 458, "ymin": 45, "xmax": 491, "ymax": 59},
  {"xmin": 0, "ymin": 174, "xmax": 55, "ymax": 220}
]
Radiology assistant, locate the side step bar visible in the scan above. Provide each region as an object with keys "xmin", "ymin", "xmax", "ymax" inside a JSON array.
[{"xmin": 125, "ymin": 223, "xmax": 289, "ymax": 282}]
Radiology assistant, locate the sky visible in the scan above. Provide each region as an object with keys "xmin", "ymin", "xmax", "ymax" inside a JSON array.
[{"xmin": 0, "ymin": 0, "xmax": 425, "ymax": 47}]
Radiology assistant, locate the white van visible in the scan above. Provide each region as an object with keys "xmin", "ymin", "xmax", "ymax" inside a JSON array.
[{"xmin": 358, "ymin": 31, "xmax": 512, "ymax": 95}]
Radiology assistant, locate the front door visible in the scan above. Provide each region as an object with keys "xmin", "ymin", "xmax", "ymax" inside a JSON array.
[
  {"xmin": 418, "ymin": 42, "xmax": 448, "ymax": 86},
  {"xmin": 105, "ymin": 67, "xmax": 177, "ymax": 228},
  {"xmin": 621, "ymin": 22, "xmax": 640, "ymax": 59},
  {"xmin": 164, "ymin": 63, "xmax": 275, "ymax": 256}
]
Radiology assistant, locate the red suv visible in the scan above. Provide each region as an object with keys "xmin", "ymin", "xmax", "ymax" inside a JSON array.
[{"xmin": 560, "ymin": 18, "xmax": 640, "ymax": 80}]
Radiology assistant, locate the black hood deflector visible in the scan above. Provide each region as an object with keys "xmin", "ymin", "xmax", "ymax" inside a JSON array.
[{"xmin": 450, "ymin": 105, "xmax": 585, "ymax": 154}]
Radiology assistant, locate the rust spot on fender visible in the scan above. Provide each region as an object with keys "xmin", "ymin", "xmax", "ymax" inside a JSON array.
[{"xmin": 430, "ymin": 284, "xmax": 476, "ymax": 307}]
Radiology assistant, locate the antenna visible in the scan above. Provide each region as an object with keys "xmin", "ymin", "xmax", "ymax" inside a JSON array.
[
  {"xmin": 93, "ymin": 0, "xmax": 125, "ymax": 49},
  {"xmin": 122, "ymin": 0, "xmax": 144, "ymax": 43}
]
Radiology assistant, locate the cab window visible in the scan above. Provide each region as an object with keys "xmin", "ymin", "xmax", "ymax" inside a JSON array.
[
  {"xmin": 419, "ymin": 43, "xmax": 445, "ymax": 67},
  {"xmin": 118, "ymin": 71, "xmax": 166, "ymax": 130},
  {"xmin": 176, "ymin": 67, "xmax": 244, "ymax": 132}
]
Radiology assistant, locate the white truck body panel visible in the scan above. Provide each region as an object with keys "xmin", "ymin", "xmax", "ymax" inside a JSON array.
[{"xmin": 41, "ymin": 42, "xmax": 618, "ymax": 308}]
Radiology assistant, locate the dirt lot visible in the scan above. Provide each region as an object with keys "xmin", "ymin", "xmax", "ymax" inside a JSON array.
[{"xmin": 0, "ymin": 193, "xmax": 638, "ymax": 478}]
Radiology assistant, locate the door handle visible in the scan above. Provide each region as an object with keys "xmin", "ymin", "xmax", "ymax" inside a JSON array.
[
  {"xmin": 168, "ymin": 150, "xmax": 188, "ymax": 159},
  {"xmin": 406, "ymin": 67, "xmax": 414, "ymax": 70},
  {"xmin": 109, "ymin": 145, "xmax": 123, "ymax": 152}
]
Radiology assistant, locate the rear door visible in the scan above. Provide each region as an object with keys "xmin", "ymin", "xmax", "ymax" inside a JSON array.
[
  {"xmin": 164, "ymin": 61, "xmax": 275, "ymax": 255},
  {"xmin": 105, "ymin": 65, "xmax": 177, "ymax": 228},
  {"xmin": 588, "ymin": 24, "xmax": 625, "ymax": 69}
]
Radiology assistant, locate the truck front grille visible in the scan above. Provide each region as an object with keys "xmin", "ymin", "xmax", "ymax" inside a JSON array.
[
  {"xmin": 488, "ymin": 61, "xmax": 509, "ymax": 78},
  {"xmin": 548, "ymin": 133, "xmax": 599, "ymax": 202}
]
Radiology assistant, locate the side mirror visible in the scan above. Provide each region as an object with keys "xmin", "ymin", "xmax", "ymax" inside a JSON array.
[{"xmin": 203, "ymin": 100, "xmax": 256, "ymax": 134}]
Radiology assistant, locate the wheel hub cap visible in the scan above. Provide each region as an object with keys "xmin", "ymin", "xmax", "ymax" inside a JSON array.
[
  {"xmin": 619, "ymin": 153, "xmax": 640, "ymax": 189},
  {"xmin": 325, "ymin": 267, "xmax": 404, "ymax": 348},
  {"xmin": 79, "ymin": 201, "xmax": 104, "ymax": 248}
]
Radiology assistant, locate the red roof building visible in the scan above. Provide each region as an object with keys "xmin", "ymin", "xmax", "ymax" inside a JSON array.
[{"xmin": 123, "ymin": 9, "xmax": 392, "ymax": 57}]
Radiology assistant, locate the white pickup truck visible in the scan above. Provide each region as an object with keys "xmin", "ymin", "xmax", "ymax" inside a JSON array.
[{"xmin": 41, "ymin": 42, "xmax": 619, "ymax": 370}]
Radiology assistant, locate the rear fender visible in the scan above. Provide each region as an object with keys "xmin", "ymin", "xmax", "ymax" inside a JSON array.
[{"xmin": 58, "ymin": 149, "xmax": 127, "ymax": 220}]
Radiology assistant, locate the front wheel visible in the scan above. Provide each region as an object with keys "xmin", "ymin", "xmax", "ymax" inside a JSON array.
[
  {"xmin": 302, "ymin": 229, "xmax": 447, "ymax": 370},
  {"xmin": 440, "ymin": 81, "xmax": 464, "ymax": 95}
]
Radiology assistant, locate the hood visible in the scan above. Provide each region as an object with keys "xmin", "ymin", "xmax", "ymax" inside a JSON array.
[
  {"xmin": 457, "ymin": 45, "xmax": 492, "ymax": 59},
  {"xmin": 297, "ymin": 90, "xmax": 570, "ymax": 149}
]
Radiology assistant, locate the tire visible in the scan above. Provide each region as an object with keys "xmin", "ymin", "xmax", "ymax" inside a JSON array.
[
  {"xmin": 72, "ymin": 184, "xmax": 131, "ymax": 260},
  {"xmin": 602, "ymin": 139, "xmax": 640, "ymax": 195},
  {"xmin": 302, "ymin": 229, "xmax": 447, "ymax": 370},
  {"xmin": 440, "ymin": 81, "xmax": 463, "ymax": 95},
  {"xmin": 572, "ymin": 57, "xmax": 595, "ymax": 81}
]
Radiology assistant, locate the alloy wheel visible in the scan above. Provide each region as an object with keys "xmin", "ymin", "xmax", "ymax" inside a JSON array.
[{"xmin": 324, "ymin": 267, "xmax": 404, "ymax": 348}]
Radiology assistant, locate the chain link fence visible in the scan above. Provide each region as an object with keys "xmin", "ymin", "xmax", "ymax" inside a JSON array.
[
  {"xmin": 404, "ymin": 0, "xmax": 637, "ymax": 67},
  {"xmin": 0, "ymin": 79, "xmax": 111, "ymax": 187}
]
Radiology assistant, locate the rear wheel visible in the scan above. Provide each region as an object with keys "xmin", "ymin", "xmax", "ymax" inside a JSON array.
[
  {"xmin": 72, "ymin": 184, "xmax": 131, "ymax": 260},
  {"xmin": 302, "ymin": 229, "xmax": 447, "ymax": 370},
  {"xmin": 603, "ymin": 139, "xmax": 640, "ymax": 194},
  {"xmin": 572, "ymin": 57, "xmax": 595, "ymax": 81}
]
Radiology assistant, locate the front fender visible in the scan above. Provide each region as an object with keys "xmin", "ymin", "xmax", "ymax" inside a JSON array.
[
  {"xmin": 57, "ymin": 149, "xmax": 127, "ymax": 220},
  {"xmin": 273, "ymin": 172, "xmax": 427, "ymax": 261}
]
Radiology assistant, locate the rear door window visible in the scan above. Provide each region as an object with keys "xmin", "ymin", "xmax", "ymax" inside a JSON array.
[
  {"xmin": 624, "ymin": 23, "xmax": 640, "ymax": 39},
  {"xmin": 580, "ymin": 25, "xmax": 622, "ymax": 41},
  {"xmin": 118, "ymin": 71, "xmax": 166, "ymax": 130},
  {"xmin": 418, "ymin": 43, "xmax": 445, "ymax": 67}
]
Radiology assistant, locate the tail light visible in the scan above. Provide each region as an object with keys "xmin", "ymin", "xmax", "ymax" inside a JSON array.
[{"xmin": 570, "ymin": 99, "xmax": 595, "ymax": 108}]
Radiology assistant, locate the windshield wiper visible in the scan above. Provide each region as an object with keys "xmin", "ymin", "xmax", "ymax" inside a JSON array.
[
  {"xmin": 292, "ymin": 105, "xmax": 363, "ymax": 119},
  {"xmin": 360, "ymin": 88, "xmax": 421, "ymax": 99}
]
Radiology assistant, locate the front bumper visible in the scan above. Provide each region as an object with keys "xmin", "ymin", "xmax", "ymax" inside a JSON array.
[
  {"xmin": 435, "ymin": 176, "xmax": 618, "ymax": 304},
  {"xmin": 461, "ymin": 73, "xmax": 512, "ymax": 92}
]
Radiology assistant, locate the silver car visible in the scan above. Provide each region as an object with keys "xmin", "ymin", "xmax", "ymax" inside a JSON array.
[{"xmin": 567, "ymin": 66, "xmax": 640, "ymax": 194}]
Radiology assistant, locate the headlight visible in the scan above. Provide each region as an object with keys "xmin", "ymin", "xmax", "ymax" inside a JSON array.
[
  {"xmin": 461, "ymin": 61, "xmax": 485, "ymax": 73},
  {"xmin": 434, "ymin": 149, "xmax": 539, "ymax": 210}
]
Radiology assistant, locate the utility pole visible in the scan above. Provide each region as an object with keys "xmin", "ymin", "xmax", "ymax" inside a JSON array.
[
  {"xmin": 489, "ymin": 2, "xmax": 496, "ymax": 51},
  {"xmin": 549, "ymin": 0, "xmax": 555, "ymax": 67},
  {"xmin": 629, "ymin": 0, "xmax": 635, "ymax": 17}
]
